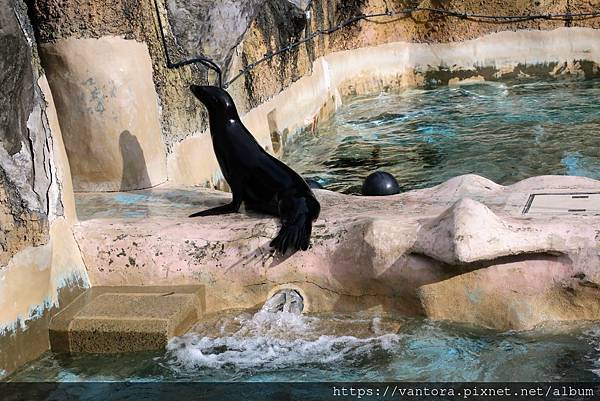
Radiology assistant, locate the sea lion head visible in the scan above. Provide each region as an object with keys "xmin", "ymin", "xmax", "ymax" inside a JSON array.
[{"xmin": 190, "ymin": 85, "xmax": 239, "ymax": 120}]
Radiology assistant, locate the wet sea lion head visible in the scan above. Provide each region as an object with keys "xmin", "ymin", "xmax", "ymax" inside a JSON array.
[{"xmin": 190, "ymin": 85, "xmax": 239, "ymax": 121}]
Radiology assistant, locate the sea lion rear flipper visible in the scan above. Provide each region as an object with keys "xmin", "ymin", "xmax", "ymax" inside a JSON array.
[
  {"xmin": 270, "ymin": 195, "xmax": 312, "ymax": 253},
  {"xmin": 189, "ymin": 196, "xmax": 242, "ymax": 217}
]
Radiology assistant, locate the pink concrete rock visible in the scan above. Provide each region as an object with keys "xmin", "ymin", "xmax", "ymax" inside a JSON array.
[
  {"xmin": 412, "ymin": 197, "xmax": 599, "ymax": 265},
  {"xmin": 417, "ymin": 252, "xmax": 600, "ymax": 330},
  {"xmin": 74, "ymin": 174, "xmax": 600, "ymax": 329}
]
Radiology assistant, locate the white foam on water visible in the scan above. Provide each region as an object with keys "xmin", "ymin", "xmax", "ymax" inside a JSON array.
[
  {"xmin": 582, "ymin": 326, "xmax": 600, "ymax": 378},
  {"xmin": 165, "ymin": 308, "xmax": 402, "ymax": 373}
]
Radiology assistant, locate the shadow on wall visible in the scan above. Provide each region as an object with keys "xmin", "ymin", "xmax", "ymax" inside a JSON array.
[{"xmin": 119, "ymin": 130, "xmax": 151, "ymax": 191}]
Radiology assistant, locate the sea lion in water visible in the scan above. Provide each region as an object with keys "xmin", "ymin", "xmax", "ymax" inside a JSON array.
[
  {"xmin": 189, "ymin": 85, "xmax": 320, "ymax": 253},
  {"xmin": 362, "ymin": 171, "xmax": 400, "ymax": 196}
]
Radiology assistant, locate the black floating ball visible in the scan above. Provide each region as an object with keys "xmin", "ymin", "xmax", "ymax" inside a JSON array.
[
  {"xmin": 361, "ymin": 171, "xmax": 400, "ymax": 196},
  {"xmin": 305, "ymin": 179, "xmax": 324, "ymax": 190}
]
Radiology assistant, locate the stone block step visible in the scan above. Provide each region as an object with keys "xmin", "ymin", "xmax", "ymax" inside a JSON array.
[{"xmin": 49, "ymin": 286, "xmax": 204, "ymax": 353}]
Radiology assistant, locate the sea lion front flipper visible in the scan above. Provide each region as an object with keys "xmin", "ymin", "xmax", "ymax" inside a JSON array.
[
  {"xmin": 270, "ymin": 195, "xmax": 312, "ymax": 253},
  {"xmin": 189, "ymin": 193, "xmax": 242, "ymax": 217}
]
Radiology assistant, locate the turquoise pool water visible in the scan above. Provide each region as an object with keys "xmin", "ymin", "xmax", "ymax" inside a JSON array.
[
  {"xmin": 7, "ymin": 309, "xmax": 600, "ymax": 382},
  {"xmin": 284, "ymin": 79, "xmax": 600, "ymax": 193}
]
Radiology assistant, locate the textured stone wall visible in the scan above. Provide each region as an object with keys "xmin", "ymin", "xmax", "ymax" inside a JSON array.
[
  {"xmin": 0, "ymin": 0, "xmax": 88, "ymax": 379},
  {"xmin": 166, "ymin": 0, "xmax": 268, "ymax": 68},
  {"xmin": 0, "ymin": 0, "xmax": 51, "ymax": 266}
]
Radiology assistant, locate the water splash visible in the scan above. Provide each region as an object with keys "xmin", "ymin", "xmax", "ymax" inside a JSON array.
[{"xmin": 164, "ymin": 304, "xmax": 404, "ymax": 379}]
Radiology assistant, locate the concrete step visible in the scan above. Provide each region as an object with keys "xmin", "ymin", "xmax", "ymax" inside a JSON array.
[{"xmin": 49, "ymin": 286, "xmax": 204, "ymax": 353}]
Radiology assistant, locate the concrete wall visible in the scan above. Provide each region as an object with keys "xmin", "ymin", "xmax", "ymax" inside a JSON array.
[{"xmin": 40, "ymin": 37, "xmax": 167, "ymax": 191}]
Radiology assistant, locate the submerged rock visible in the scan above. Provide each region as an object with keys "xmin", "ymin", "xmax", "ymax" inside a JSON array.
[{"xmin": 262, "ymin": 289, "xmax": 304, "ymax": 314}]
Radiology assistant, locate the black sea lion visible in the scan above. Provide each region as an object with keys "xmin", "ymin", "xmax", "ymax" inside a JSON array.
[
  {"xmin": 189, "ymin": 85, "xmax": 320, "ymax": 253},
  {"xmin": 362, "ymin": 171, "xmax": 400, "ymax": 196}
]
